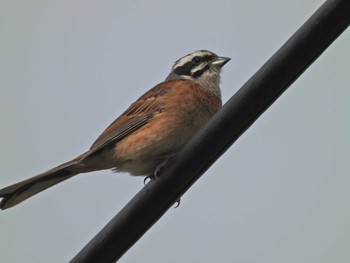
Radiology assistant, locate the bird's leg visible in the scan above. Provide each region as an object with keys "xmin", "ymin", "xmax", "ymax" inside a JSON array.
[
  {"xmin": 143, "ymin": 154, "xmax": 176, "ymax": 185},
  {"xmin": 153, "ymin": 159, "xmax": 167, "ymax": 179},
  {"xmin": 143, "ymin": 159, "xmax": 168, "ymax": 185},
  {"xmin": 142, "ymin": 155, "xmax": 182, "ymax": 207}
]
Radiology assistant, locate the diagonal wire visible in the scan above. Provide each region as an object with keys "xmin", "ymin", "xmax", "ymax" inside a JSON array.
[{"xmin": 70, "ymin": 0, "xmax": 350, "ymax": 262}]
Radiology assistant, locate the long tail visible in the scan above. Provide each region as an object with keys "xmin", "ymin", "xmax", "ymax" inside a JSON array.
[{"xmin": 0, "ymin": 158, "xmax": 83, "ymax": 210}]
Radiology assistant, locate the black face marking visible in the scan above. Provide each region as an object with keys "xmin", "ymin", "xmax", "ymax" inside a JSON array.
[
  {"xmin": 174, "ymin": 55, "xmax": 215, "ymax": 77},
  {"xmin": 192, "ymin": 56, "xmax": 201, "ymax": 64},
  {"xmin": 201, "ymin": 55, "xmax": 215, "ymax": 62},
  {"xmin": 173, "ymin": 62, "xmax": 192, "ymax": 76},
  {"xmin": 192, "ymin": 65, "xmax": 210, "ymax": 78}
]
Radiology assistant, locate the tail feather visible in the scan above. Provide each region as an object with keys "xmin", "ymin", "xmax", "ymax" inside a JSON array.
[{"xmin": 0, "ymin": 159, "xmax": 80, "ymax": 210}]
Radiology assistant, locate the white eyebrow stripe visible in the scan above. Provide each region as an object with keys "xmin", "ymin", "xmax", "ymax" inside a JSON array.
[{"xmin": 172, "ymin": 50, "xmax": 214, "ymax": 69}]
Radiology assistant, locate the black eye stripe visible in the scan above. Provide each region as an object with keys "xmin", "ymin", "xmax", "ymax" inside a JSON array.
[
  {"xmin": 173, "ymin": 62, "xmax": 192, "ymax": 76},
  {"xmin": 200, "ymin": 55, "xmax": 215, "ymax": 62},
  {"xmin": 192, "ymin": 56, "xmax": 201, "ymax": 63},
  {"xmin": 173, "ymin": 54, "xmax": 215, "ymax": 77},
  {"xmin": 192, "ymin": 55, "xmax": 214, "ymax": 63}
]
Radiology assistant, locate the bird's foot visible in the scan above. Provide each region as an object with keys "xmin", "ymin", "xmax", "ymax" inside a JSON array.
[
  {"xmin": 174, "ymin": 198, "xmax": 181, "ymax": 208},
  {"xmin": 143, "ymin": 175, "xmax": 154, "ymax": 185},
  {"xmin": 143, "ymin": 155, "xmax": 175, "ymax": 185}
]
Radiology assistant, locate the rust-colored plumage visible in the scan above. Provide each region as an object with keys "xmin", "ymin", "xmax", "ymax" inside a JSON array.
[{"xmin": 0, "ymin": 50, "xmax": 229, "ymax": 209}]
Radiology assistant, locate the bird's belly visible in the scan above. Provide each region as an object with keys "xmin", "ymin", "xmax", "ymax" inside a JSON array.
[
  {"xmin": 111, "ymin": 101, "xmax": 215, "ymax": 176},
  {"xmin": 112, "ymin": 117, "xmax": 201, "ymax": 175}
]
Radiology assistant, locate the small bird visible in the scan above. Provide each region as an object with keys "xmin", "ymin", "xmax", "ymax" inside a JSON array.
[{"xmin": 0, "ymin": 50, "xmax": 230, "ymax": 209}]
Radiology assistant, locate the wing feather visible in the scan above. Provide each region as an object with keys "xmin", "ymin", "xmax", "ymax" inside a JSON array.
[{"xmin": 87, "ymin": 82, "xmax": 173, "ymax": 155}]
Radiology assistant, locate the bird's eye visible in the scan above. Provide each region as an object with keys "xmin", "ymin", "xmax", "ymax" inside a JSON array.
[{"xmin": 192, "ymin": 56, "xmax": 201, "ymax": 64}]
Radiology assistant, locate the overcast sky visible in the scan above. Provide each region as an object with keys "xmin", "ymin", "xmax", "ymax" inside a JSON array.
[{"xmin": 0, "ymin": 1, "xmax": 349, "ymax": 262}]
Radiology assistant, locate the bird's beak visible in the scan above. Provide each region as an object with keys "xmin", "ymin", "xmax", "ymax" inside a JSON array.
[{"xmin": 211, "ymin": 56, "xmax": 231, "ymax": 68}]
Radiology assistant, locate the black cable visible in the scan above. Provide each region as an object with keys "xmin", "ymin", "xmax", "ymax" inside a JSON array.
[{"xmin": 70, "ymin": 0, "xmax": 350, "ymax": 262}]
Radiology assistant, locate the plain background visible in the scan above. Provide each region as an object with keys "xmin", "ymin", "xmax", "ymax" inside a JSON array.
[{"xmin": 0, "ymin": 0, "xmax": 349, "ymax": 262}]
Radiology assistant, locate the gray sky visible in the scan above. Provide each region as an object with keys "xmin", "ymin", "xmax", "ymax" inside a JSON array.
[{"xmin": 0, "ymin": 1, "xmax": 349, "ymax": 262}]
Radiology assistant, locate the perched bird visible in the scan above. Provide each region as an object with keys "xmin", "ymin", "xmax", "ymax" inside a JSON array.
[{"xmin": 0, "ymin": 50, "xmax": 230, "ymax": 209}]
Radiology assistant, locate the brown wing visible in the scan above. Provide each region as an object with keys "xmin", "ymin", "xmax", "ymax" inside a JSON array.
[{"xmin": 87, "ymin": 82, "xmax": 173, "ymax": 155}]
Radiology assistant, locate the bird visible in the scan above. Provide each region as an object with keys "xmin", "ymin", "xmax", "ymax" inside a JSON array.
[{"xmin": 0, "ymin": 50, "xmax": 230, "ymax": 209}]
